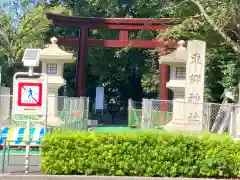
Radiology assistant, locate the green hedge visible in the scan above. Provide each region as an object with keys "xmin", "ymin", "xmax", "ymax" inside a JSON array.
[{"xmin": 41, "ymin": 131, "xmax": 240, "ymax": 178}]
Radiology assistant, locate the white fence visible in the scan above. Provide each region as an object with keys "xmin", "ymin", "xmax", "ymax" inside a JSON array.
[
  {"xmin": 129, "ymin": 99, "xmax": 239, "ymax": 135},
  {"xmin": 0, "ymin": 95, "xmax": 89, "ymax": 131}
]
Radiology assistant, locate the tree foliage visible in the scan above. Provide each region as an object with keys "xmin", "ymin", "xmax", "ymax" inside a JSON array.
[
  {"xmin": 157, "ymin": 0, "xmax": 240, "ymax": 101},
  {"xmin": 1, "ymin": 0, "xmax": 239, "ymax": 103},
  {"xmin": 0, "ymin": 1, "xmax": 68, "ymax": 87}
]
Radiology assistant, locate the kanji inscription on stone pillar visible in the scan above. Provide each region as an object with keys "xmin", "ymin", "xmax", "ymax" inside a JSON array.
[{"xmin": 185, "ymin": 40, "xmax": 206, "ymax": 126}]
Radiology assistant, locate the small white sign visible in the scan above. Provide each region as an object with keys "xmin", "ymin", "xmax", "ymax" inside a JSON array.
[
  {"xmin": 95, "ymin": 87, "xmax": 104, "ymax": 110},
  {"xmin": 12, "ymin": 78, "xmax": 47, "ymax": 116}
]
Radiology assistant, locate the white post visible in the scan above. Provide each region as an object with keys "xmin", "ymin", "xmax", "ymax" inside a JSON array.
[
  {"xmin": 86, "ymin": 97, "xmax": 90, "ymax": 130},
  {"xmin": 44, "ymin": 96, "xmax": 48, "ymax": 135},
  {"xmin": 0, "ymin": 66, "xmax": 2, "ymax": 86},
  {"xmin": 229, "ymin": 106, "xmax": 236, "ymax": 138},
  {"xmin": 63, "ymin": 80, "xmax": 67, "ymax": 110},
  {"xmin": 25, "ymin": 119, "xmax": 30, "ymax": 173},
  {"xmin": 28, "ymin": 67, "xmax": 34, "ymax": 76},
  {"xmin": 128, "ymin": 99, "xmax": 132, "ymax": 109},
  {"xmin": 149, "ymin": 99, "xmax": 153, "ymax": 128},
  {"xmin": 141, "ymin": 98, "xmax": 152, "ymax": 129},
  {"xmin": 141, "ymin": 98, "xmax": 145, "ymax": 129}
]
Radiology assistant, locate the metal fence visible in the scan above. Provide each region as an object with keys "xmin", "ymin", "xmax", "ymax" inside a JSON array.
[
  {"xmin": 128, "ymin": 99, "xmax": 174, "ymax": 129},
  {"xmin": 0, "ymin": 95, "xmax": 89, "ymax": 131},
  {"xmin": 128, "ymin": 99, "xmax": 238, "ymax": 133}
]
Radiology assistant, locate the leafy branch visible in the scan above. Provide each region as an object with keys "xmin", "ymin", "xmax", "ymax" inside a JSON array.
[{"xmin": 190, "ymin": 0, "xmax": 240, "ymax": 53}]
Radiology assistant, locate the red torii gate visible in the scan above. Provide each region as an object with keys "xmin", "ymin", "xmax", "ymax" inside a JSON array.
[{"xmin": 46, "ymin": 13, "xmax": 173, "ymax": 99}]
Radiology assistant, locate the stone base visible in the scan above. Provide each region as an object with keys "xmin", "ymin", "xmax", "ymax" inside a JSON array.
[
  {"xmin": 235, "ymin": 114, "xmax": 240, "ymax": 137},
  {"xmin": 33, "ymin": 116, "xmax": 64, "ymax": 127},
  {"xmin": 164, "ymin": 120, "xmax": 202, "ymax": 133},
  {"xmin": 47, "ymin": 116, "xmax": 64, "ymax": 127},
  {"xmin": 88, "ymin": 120, "xmax": 98, "ymax": 126}
]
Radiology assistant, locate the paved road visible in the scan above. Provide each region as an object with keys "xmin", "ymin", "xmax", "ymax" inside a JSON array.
[{"xmin": 0, "ymin": 153, "xmax": 41, "ymax": 174}]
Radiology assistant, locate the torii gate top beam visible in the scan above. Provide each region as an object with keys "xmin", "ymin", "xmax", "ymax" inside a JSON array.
[{"xmin": 46, "ymin": 13, "xmax": 171, "ymax": 30}]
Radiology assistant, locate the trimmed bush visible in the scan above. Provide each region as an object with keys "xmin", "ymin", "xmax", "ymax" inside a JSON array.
[{"xmin": 41, "ymin": 131, "xmax": 240, "ymax": 178}]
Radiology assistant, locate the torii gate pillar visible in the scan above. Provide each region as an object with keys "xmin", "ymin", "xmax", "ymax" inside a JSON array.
[{"xmin": 76, "ymin": 27, "xmax": 88, "ymax": 97}]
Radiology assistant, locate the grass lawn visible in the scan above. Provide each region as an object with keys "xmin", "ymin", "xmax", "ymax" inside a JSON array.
[
  {"xmin": 91, "ymin": 124, "xmax": 164, "ymax": 133},
  {"xmin": 91, "ymin": 125, "xmax": 142, "ymax": 133}
]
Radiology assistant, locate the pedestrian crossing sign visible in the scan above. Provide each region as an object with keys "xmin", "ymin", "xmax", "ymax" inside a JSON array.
[{"xmin": 18, "ymin": 82, "xmax": 42, "ymax": 107}]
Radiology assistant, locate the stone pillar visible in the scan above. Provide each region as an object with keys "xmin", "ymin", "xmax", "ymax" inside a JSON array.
[
  {"xmin": 184, "ymin": 40, "xmax": 206, "ymax": 132},
  {"xmin": 159, "ymin": 64, "xmax": 169, "ymax": 100},
  {"xmin": 47, "ymin": 88, "xmax": 58, "ymax": 117}
]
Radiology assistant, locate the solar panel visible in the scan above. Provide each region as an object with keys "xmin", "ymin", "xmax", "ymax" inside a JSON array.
[{"xmin": 22, "ymin": 48, "xmax": 41, "ymax": 67}]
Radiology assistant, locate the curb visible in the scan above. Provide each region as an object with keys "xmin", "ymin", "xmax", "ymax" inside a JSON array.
[{"xmin": 0, "ymin": 175, "xmax": 233, "ymax": 180}]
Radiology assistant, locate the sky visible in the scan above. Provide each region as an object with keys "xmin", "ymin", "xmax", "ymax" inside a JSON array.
[
  {"xmin": 0, "ymin": 0, "xmax": 39, "ymax": 27},
  {"xmin": 0, "ymin": 0, "xmax": 47, "ymax": 15}
]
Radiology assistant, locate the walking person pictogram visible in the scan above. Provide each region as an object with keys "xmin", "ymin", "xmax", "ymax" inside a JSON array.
[
  {"xmin": 28, "ymin": 88, "xmax": 33, "ymax": 99},
  {"xmin": 26, "ymin": 87, "xmax": 37, "ymax": 102}
]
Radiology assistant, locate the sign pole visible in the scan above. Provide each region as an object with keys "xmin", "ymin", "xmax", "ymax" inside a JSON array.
[
  {"xmin": 25, "ymin": 119, "xmax": 30, "ymax": 173},
  {"xmin": 24, "ymin": 66, "xmax": 34, "ymax": 173}
]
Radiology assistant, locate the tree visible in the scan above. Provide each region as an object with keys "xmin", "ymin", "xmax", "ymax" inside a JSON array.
[
  {"xmin": 191, "ymin": 0, "xmax": 240, "ymax": 53},
  {"xmin": 156, "ymin": 0, "xmax": 240, "ymax": 102},
  {"xmin": 0, "ymin": 2, "xmax": 69, "ymax": 87}
]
